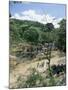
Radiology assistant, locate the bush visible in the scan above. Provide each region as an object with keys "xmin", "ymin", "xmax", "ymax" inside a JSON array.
[
  {"xmin": 23, "ymin": 29, "xmax": 39, "ymax": 43},
  {"xmin": 24, "ymin": 68, "xmax": 43, "ymax": 87}
]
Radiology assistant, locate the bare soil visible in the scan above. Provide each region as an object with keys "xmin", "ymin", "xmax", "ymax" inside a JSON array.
[{"xmin": 9, "ymin": 50, "xmax": 66, "ymax": 88}]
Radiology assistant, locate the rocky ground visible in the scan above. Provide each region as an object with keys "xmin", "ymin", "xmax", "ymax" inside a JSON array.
[{"xmin": 9, "ymin": 50, "xmax": 66, "ymax": 88}]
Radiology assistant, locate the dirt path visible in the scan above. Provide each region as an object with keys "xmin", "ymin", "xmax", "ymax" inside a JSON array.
[{"xmin": 9, "ymin": 51, "xmax": 66, "ymax": 88}]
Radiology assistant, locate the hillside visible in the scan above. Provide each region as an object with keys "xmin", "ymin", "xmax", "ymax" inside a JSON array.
[
  {"xmin": 10, "ymin": 18, "xmax": 55, "ymax": 45},
  {"xmin": 9, "ymin": 18, "xmax": 66, "ymax": 88}
]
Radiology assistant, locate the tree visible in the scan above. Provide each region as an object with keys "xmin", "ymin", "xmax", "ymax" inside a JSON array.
[
  {"xmin": 57, "ymin": 19, "xmax": 66, "ymax": 52},
  {"xmin": 23, "ymin": 28, "xmax": 39, "ymax": 43},
  {"xmin": 42, "ymin": 23, "xmax": 54, "ymax": 76},
  {"xmin": 19, "ymin": 25, "xmax": 29, "ymax": 38},
  {"xmin": 10, "ymin": 22, "xmax": 21, "ymax": 44},
  {"xmin": 43, "ymin": 23, "xmax": 54, "ymax": 32}
]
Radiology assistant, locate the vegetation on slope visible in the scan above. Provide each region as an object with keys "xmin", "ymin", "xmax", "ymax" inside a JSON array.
[{"xmin": 10, "ymin": 18, "xmax": 66, "ymax": 52}]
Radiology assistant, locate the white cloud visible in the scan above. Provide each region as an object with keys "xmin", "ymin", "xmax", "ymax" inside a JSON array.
[{"xmin": 11, "ymin": 9, "xmax": 62, "ymax": 28}]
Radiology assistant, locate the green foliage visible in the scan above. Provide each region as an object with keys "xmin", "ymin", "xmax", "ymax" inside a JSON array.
[
  {"xmin": 48, "ymin": 76, "xmax": 56, "ymax": 86},
  {"xmin": 10, "ymin": 23, "xmax": 21, "ymax": 44},
  {"xmin": 10, "ymin": 19, "xmax": 55, "ymax": 44},
  {"xmin": 9, "ymin": 18, "xmax": 66, "ymax": 88},
  {"xmin": 14, "ymin": 66, "xmax": 66, "ymax": 89},
  {"xmin": 10, "ymin": 19, "xmax": 42, "ymax": 44},
  {"xmin": 23, "ymin": 28, "xmax": 39, "ymax": 43},
  {"xmin": 16, "ymin": 68, "xmax": 44, "ymax": 88},
  {"xmin": 10, "ymin": 18, "xmax": 66, "ymax": 53},
  {"xmin": 24, "ymin": 68, "xmax": 43, "ymax": 87},
  {"xmin": 56, "ymin": 19, "xmax": 66, "ymax": 52},
  {"xmin": 43, "ymin": 23, "xmax": 54, "ymax": 32}
]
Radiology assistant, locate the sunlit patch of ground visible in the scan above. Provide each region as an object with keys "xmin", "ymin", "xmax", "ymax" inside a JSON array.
[{"xmin": 9, "ymin": 50, "xmax": 66, "ymax": 88}]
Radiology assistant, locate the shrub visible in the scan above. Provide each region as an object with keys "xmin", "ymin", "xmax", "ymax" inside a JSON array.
[{"xmin": 24, "ymin": 68, "xmax": 43, "ymax": 87}]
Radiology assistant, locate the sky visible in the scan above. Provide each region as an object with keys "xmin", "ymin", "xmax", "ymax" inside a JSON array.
[{"xmin": 9, "ymin": 1, "xmax": 66, "ymax": 28}]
